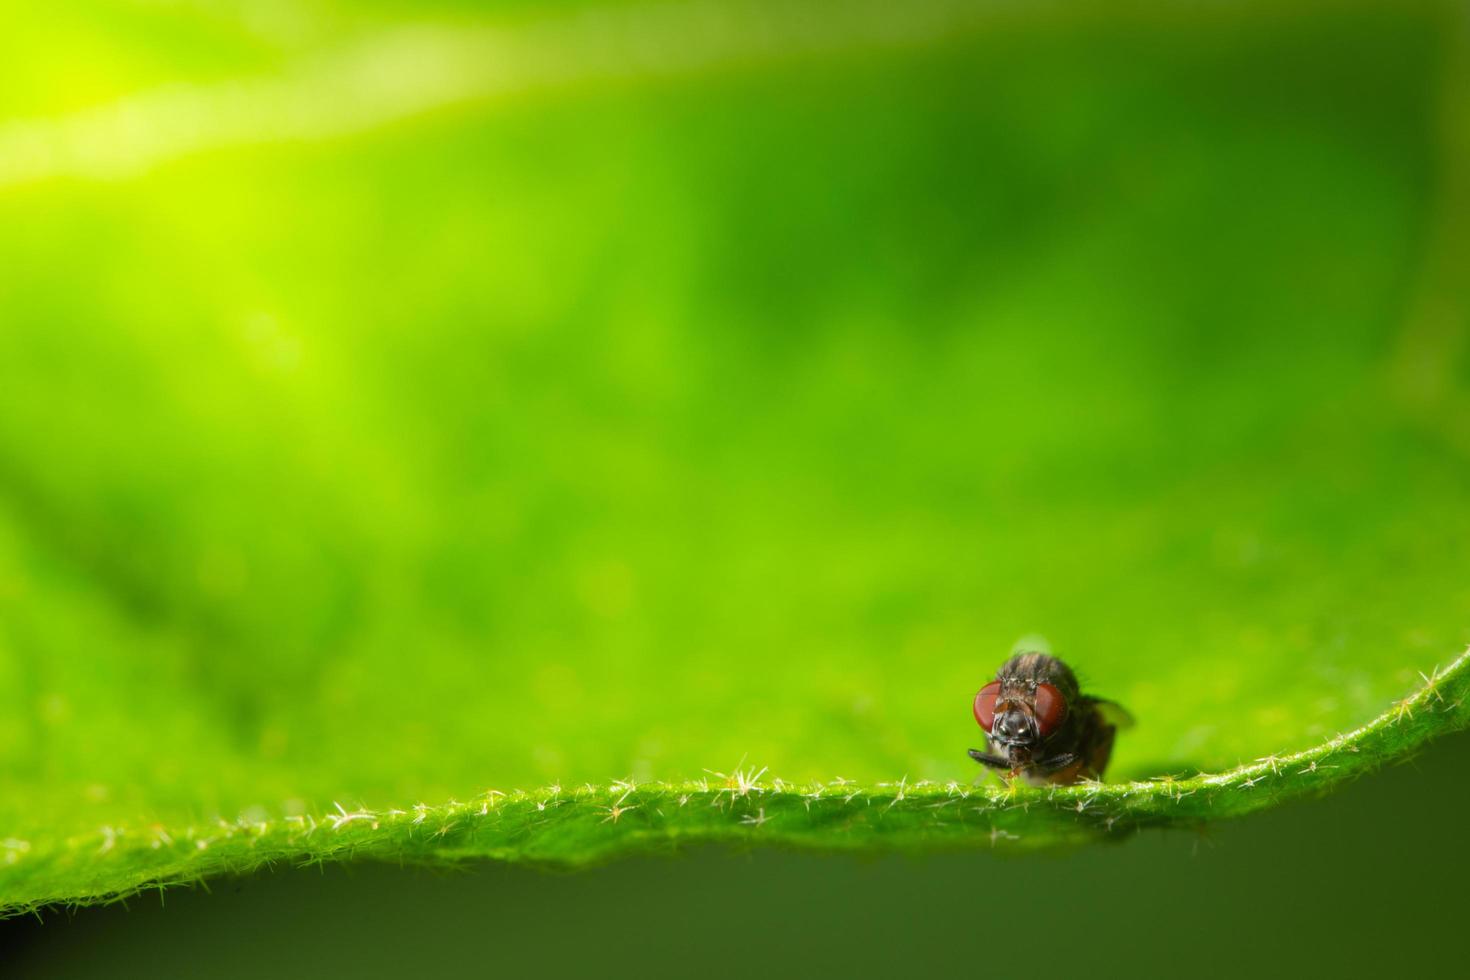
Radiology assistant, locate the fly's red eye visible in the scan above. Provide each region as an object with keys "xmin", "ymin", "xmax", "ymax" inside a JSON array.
[
  {"xmin": 973, "ymin": 681, "xmax": 1001, "ymax": 732},
  {"xmin": 1033, "ymin": 683, "xmax": 1068, "ymax": 735}
]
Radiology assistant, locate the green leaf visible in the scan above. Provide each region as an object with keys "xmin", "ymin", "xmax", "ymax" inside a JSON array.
[
  {"xmin": 5, "ymin": 650, "xmax": 1470, "ymax": 917},
  {"xmin": 2, "ymin": 0, "xmax": 1469, "ymax": 914}
]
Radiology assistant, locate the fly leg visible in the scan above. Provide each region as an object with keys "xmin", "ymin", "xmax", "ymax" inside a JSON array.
[
  {"xmin": 967, "ymin": 748, "xmax": 1011, "ymax": 770},
  {"xmin": 1034, "ymin": 752, "xmax": 1080, "ymax": 774}
]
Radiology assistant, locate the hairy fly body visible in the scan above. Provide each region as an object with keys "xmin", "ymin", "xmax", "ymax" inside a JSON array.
[{"xmin": 969, "ymin": 652, "xmax": 1131, "ymax": 785}]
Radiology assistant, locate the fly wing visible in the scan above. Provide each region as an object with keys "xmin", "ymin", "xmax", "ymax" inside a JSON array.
[{"xmin": 1084, "ymin": 697, "xmax": 1135, "ymax": 730}]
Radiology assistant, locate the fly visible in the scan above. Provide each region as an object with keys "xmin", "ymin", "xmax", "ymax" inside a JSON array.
[{"xmin": 969, "ymin": 651, "xmax": 1132, "ymax": 785}]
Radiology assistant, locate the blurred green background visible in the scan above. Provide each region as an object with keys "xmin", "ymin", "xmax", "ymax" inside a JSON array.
[{"xmin": 2, "ymin": 0, "xmax": 1470, "ymax": 940}]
